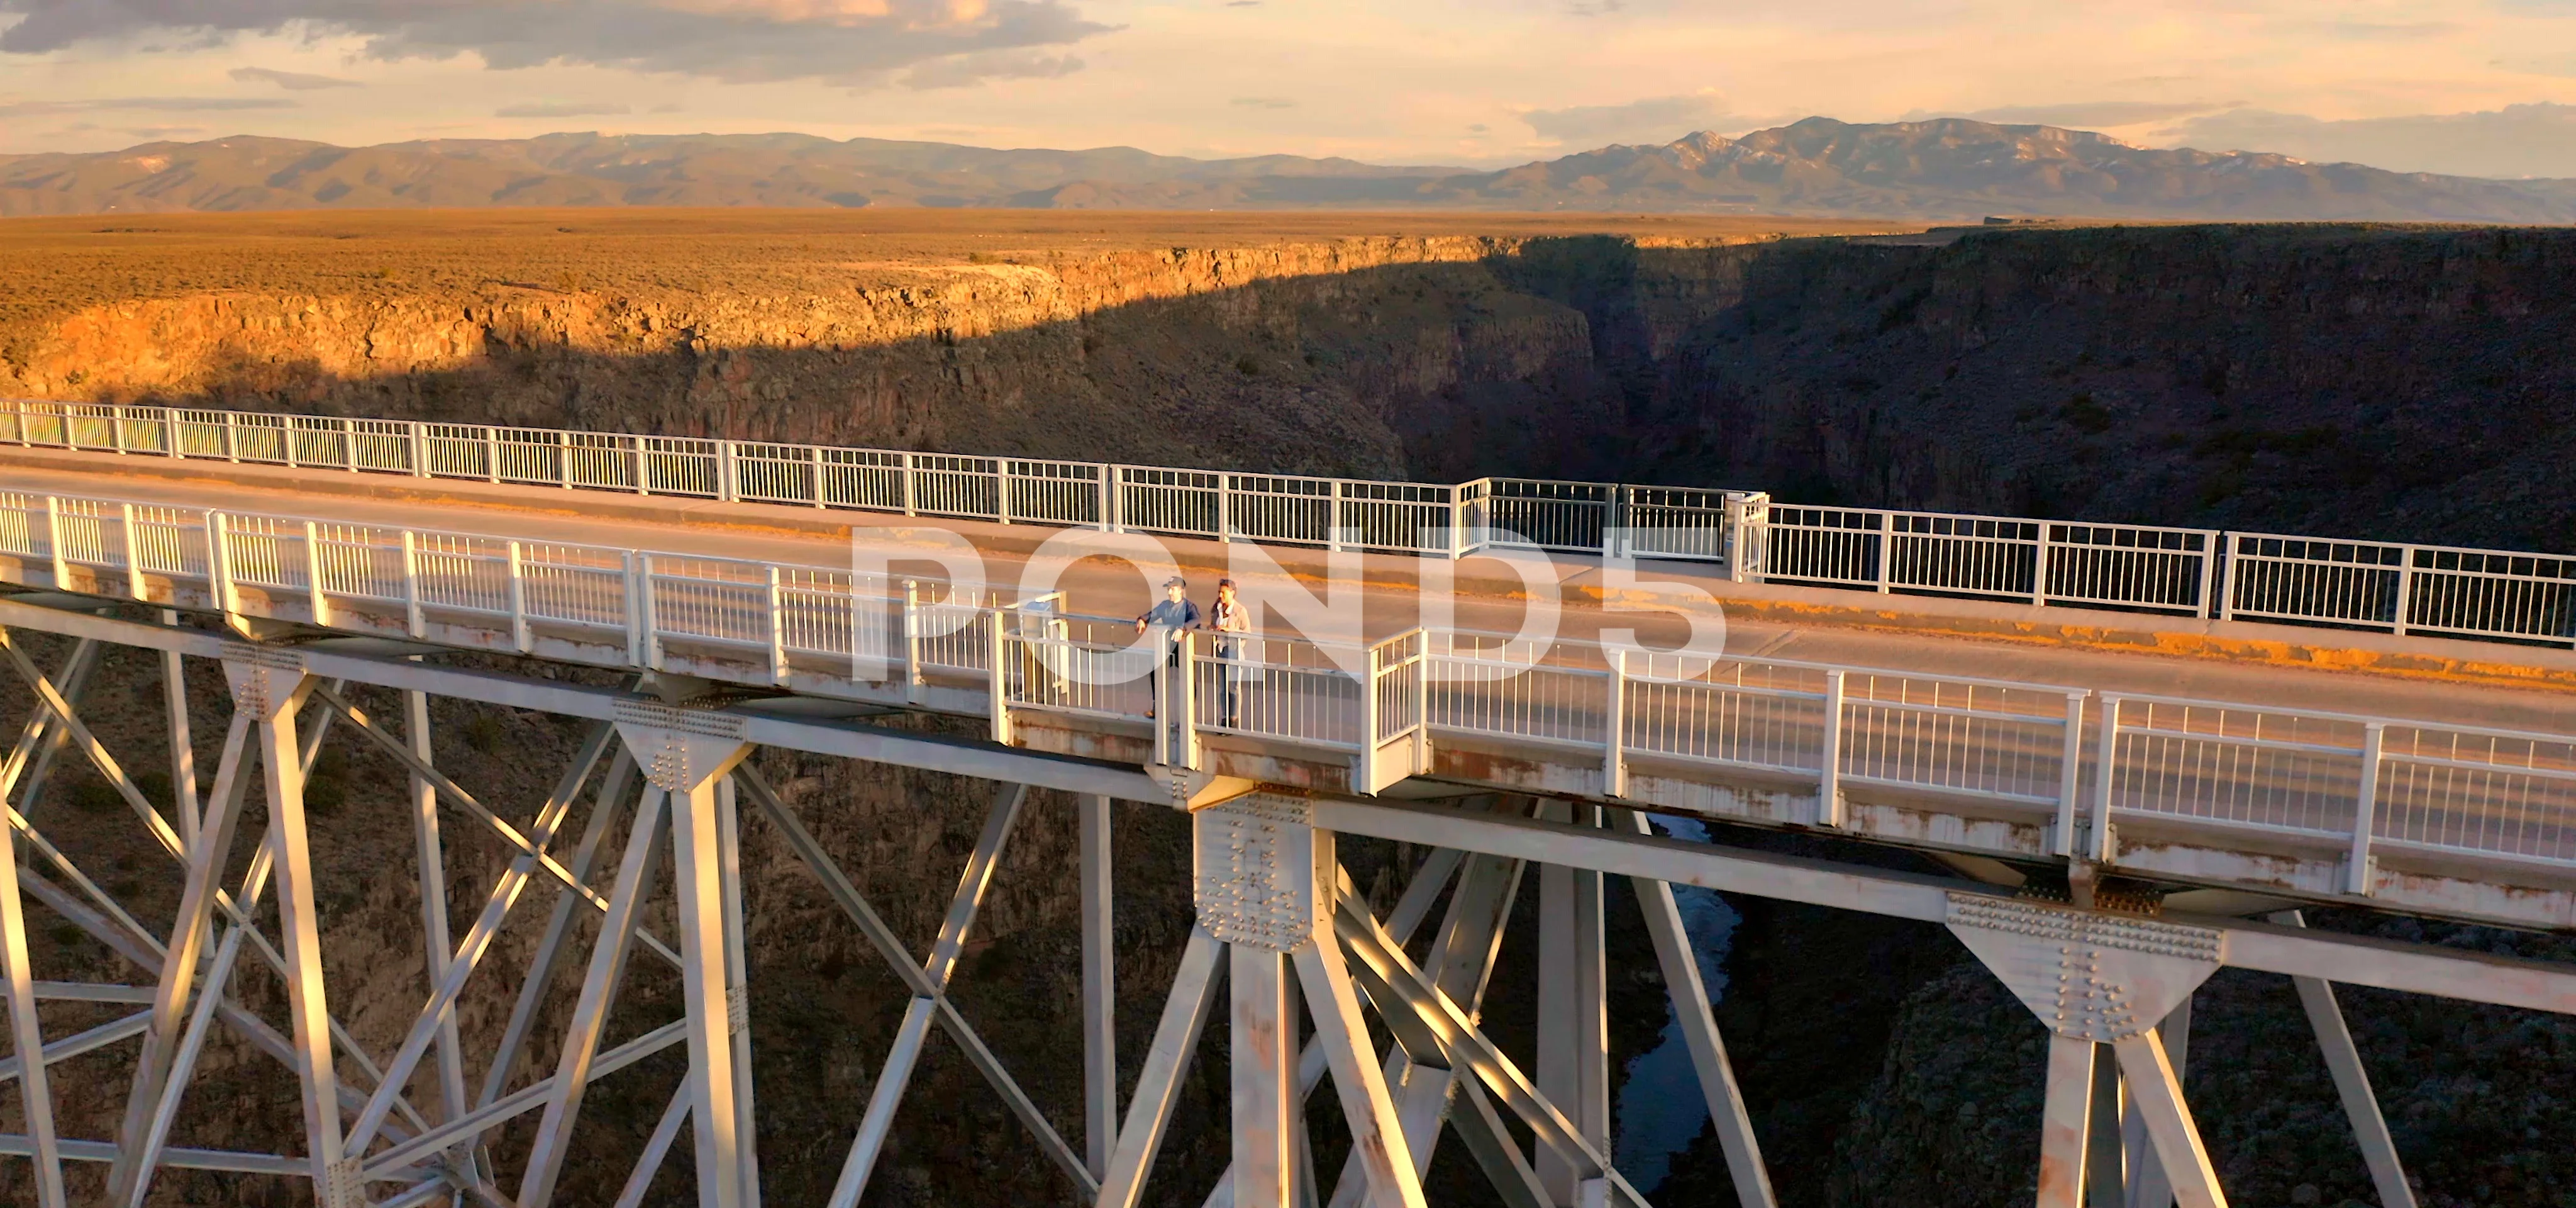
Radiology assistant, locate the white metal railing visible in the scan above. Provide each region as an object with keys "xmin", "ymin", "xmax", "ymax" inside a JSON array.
[
  {"xmin": 7, "ymin": 400, "xmax": 2576, "ymax": 648},
  {"xmin": 7, "ymin": 486, "xmax": 2576, "ymax": 900}
]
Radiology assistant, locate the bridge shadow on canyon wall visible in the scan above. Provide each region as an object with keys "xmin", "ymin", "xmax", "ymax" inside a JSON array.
[{"xmin": 35, "ymin": 225, "xmax": 2576, "ymax": 552}]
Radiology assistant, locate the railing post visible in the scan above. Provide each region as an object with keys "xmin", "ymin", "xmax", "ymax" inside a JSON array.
[
  {"xmin": 640, "ymin": 554, "xmax": 663, "ymax": 669},
  {"xmin": 1217, "ymin": 474, "xmax": 1232, "ymax": 543},
  {"xmin": 2215, "ymin": 536, "xmax": 2238, "ymax": 622},
  {"xmin": 1329, "ymin": 481, "xmax": 1346, "ymax": 554},
  {"xmin": 2031, "ymin": 524, "xmax": 2051, "ymax": 607},
  {"xmin": 2390, "ymin": 547, "xmax": 2416, "ymax": 636},
  {"xmin": 1177, "ymin": 630, "xmax": 1199, "ymax": 771},
  {"xmin": 902, "ymin": 579, "xmax": 923, "ymax": 703},
  {"xmin": 2089, "ymin": 694, "xmax": 2121, "ymax": 863},
  {"xmin": 1818, "ymin": 669, "xmax": 1845, "ymax": 825},
  {"xmin": 557, "ymin": 434, "xmax": 572, "ymax": 489},
  {"xmin": 111, "ymin": 406, "xmax": 127, "ymax": 454},
  {"xmin": 718, "ymin": 440, "xmax": 740, "ymax": 501},
  {"xmin": 2194, "ymin": 532, "xmax": 2218, "ymax": 618},
  {"xmin": 1357, "ymin": 637, "xmax": 1377, "ymax": 792},
  {"xmin": 621, "ymin": 549, "xmax": 643, "ymax": 664},
  {"xmin": 1447, "ymin": 486, "xmax": 1466, "ymax": 561},
  {"xmin": 284, "ymin": 420, "xmax": 301, "ymax": 469},
  {"xmin": 2055, "ymin": 692, "xmax": 2087, "ymax": 857},
  {"xmin": 1603, "ymin": 648, "xmax": 1628, "ymax": 798},
  {"xmin": 2347, "ymin": 723, "xmax": 2385, "ymax": 896},
  {"xmin": 409, "ymin": 422, "xmax": 429, "ymax": 478},
  {"xmin": 633, "ymin": 436, "xmax": 652, "ymax": 496},
  {"xmin": 901, "ymin": 454, "xmax": 919, "ymax": 517},
  {"xmin": 767, "ymin": 566, "xmax": 789, "ymax": 685},
  {"xmin": 120, "ymin": 502, "xmax": 144, "ymax": 600},
  {"xmin": 987, "ymin": 607, "xmax": 1014, "ymax": 745},
  {"xmin": 342, "ymin": 417, "xmax": 357, "ymax": 471},
  {"xmin": 208, "ymin": 510, "xmax": 235, "ymax": 617},
  {"xmin": 809, "ymin": 445, "xmax": 826, "ymax": 508},
  {"xmin": 484, "ymin": 428, "xmax": 501, "ymax": 483},
  {"xmin": 1095, "ymin": 467, "xmax": 1112, "ymax": 532},
  {"xmin": 506, "ymin": 540, "xmax": 530, "ymax": 652},
  {"xmin": 1727, "ymin": 493, "xmax": 1750, "ymax": 584},
  {"xmin": 1148, "ymin": 625, "xmax": 1172, "ymax": 766},
  {"xmin": 402, "ymin": 530, "xmax": 425, "ymax": 639},
  {"xmin": 302, "ymin": 520, "xmax": 328, "ymax": 625},
  {"xmin": 221, "ymin": 413, "xmax": 238, "ymax": 463},
  {"xmin": 1875, "ymin": 511, "xmax": 1894, "ymax": 593},
  {"xmin": 43, "ymin": 496, "xmax": 67, "ymax": 589}
]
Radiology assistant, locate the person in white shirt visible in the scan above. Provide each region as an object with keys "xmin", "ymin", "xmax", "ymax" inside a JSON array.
[{"xmin": 1205, "ymin": 577, "xmax": 1250, "ymax": 727}]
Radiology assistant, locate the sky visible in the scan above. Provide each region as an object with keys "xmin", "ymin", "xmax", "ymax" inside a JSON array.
[{"xmin": 3, "ymin": 0, "xmax": 2576, "ymax": 177}]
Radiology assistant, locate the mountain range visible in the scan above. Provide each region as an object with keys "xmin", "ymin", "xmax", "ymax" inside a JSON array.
[{"xmin": 6, "ymin": 117, "xmax": 2574, "ymax": 222}]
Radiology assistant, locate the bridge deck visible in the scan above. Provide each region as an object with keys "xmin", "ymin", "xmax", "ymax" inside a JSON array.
[{"xmin": 5, "ymin": 444, "xmax": 2574, "ymax": 932}]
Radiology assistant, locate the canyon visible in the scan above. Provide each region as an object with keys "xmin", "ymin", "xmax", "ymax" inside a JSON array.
[{"xmin": 5, "ymin": 210, "xmax": 2575, "ymax": 1204}]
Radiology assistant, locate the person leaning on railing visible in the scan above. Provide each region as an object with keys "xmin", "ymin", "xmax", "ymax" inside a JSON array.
[{"xmin": 1137, "ymin": 576, "xmax": 1200, "ymax": 719}]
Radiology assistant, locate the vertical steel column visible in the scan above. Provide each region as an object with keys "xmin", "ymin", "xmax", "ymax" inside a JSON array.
[
  {"xmin": 1535, "ymin": 807, "xmax": 1608, "ymax": 1207},
  {"xmin": 716, "ymin": 776, "xmax": 763, "ymax": 1208},
  {"xmin": 235, "ymin": 657, "xmax": 349, "ymax": 1205},
  {"xmin": 1231, "ymin": 943, "xmax": 1296, "ymax": 1208},
  {"xmin": 1081, "ymin": 793, "xmax": 1119, "ymax": 1181},
  {"xmin": 2088, "ymin": 1043, "xmax": 2128, "ymax": 1207},
  {"xmin": 672, "ymin": 773, "xmax": 749, "ymax": 1208},
  {"xmin": 2037, "ymin": 1034, "xmax": 2094, "ymax": 1208}
]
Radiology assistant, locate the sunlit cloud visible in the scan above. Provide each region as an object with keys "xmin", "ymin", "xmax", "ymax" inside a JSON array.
[{"xmin": 229, "ymin": 65, "xmax": 361, "ymax": 88}]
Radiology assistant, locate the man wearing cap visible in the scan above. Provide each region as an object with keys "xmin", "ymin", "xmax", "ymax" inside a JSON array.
[{"xmin": 1136, "ymin": 576, "xmax": 1200, "ymax": 719}]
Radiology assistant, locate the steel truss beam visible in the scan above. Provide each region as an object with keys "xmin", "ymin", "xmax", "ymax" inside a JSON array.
[
  {"xmin": 736, "ymin": 765, "xmax": 1098, "ymax": 1198},
  {"xmin": 829, "ymin": 781, "xmax": 1030, "ymax": 1207},
  {"xmin": 0, "ymin": 598, "xmax": 2569, "ymax": 1208}
]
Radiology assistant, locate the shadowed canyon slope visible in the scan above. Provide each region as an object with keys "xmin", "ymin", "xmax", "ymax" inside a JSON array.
[
  {"xmin": 4, "ymin": 211, "xmax": 2575, "ymax": 1204},
  {"xmin": 9, "ymin": 118, "xmax": 2576, "ymax": 220}
]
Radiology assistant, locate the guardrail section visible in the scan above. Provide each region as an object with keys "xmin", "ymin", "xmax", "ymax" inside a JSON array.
[{"xmin": 7, "ymin": 400, "xmax": 2576, "ymax": 648}]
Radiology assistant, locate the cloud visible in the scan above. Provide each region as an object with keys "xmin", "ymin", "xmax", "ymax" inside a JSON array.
[
  {"xmin": 119, "ymin": 123, "xmax": 205, "ymax": 137},
  {"xmin": 0, "ymin": 95, "xmax": 299, "ymax": 115},
  {"xmin": 1917, "ymin": 100, "xmax": 2238, "ymax": 129},
  {"xmin": 228, "ymin": 65, "xmax": 360, "ymax": 89},
  {"xmin": 899, "ymin": 49, "xmax": 1082, "ymax": 89},
  {"xmin": 494, "ymin": 99, "xmax": 632, "ymax": 117},
  {"xmin": 1230, "ymin": 96, "xmax": 1293, "ymax": 109},
  {"xmin": 0, "ymin": 0, "xmax": 1116, "ymax": 89},
  {"xmin": 1519, "ymin": 92, "xmax": 1746, "ymax": 145},
  {"xmin": 2160, "ymin": 103, "xmax": 2576, "ymax": 178}
]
